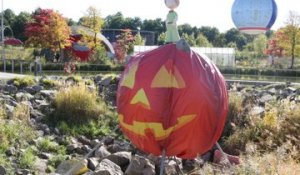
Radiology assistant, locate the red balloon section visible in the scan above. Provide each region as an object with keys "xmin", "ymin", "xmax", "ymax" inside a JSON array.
[{"xmin": 117, "ymin": 44, "xmax": 228, "ymax": 159}]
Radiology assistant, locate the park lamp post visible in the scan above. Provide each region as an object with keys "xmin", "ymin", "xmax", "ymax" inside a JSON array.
[{"xmin": 1, "ymin": 0, "xmax": 4, "ymax": 60}]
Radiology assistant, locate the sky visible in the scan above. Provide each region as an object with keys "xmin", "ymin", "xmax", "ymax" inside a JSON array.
[{"xmin": 4, "ymin": 0, "xmax": 300, "ymax": 32}]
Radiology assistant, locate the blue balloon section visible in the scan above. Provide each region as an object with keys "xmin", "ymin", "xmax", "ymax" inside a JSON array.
[{"xmin": 231, "ymin": 0, "xmax": 277, "ymax": 35}]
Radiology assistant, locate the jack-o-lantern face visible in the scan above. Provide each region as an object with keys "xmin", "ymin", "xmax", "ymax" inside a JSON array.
[{"xmin": 117, "ymin": 44, "xmax": 228, "ymax": 159}]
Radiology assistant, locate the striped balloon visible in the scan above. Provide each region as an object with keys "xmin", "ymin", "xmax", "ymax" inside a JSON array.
[{"xmin": 231, "ymin": 0, "xmax": 277, "ymax": 35}]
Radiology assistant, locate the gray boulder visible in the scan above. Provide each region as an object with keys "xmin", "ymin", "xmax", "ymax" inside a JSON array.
[
  {"xmin": 0, "ymin": 165, "xmax": 6, "ymax": 175},
  {"xmin": 87, "ymin": 157, "xmax": 99, "ymax": 171},
  {"xmin": 105, "ymin": 151, "xmax": 131, "ymax": 169},
  {"xmin": 3, "ymin": 84, "xmax": 17, "ymax": 94},
  {"xmin": 125, "ymin": 155, "xmax": 155, "ymax": 175},
  {"xmin": 94, "ymin": 159, "xmax": 123, "ymax": 175},
  {"xmin": 95, "ymin": 146, "xmax": 111, "ymax": 159}
]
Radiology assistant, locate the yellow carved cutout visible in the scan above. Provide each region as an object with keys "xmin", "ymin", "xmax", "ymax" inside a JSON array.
[
  {"xmin": 120, "ymin": 62, "xmax": 139, "ymax": 89},
  {"xmin": 118, "ymin": 114, "xmax": 196, "ymax": 140},
  {"xmin": 130, "ymin": 89, "xmax": 150, "ymax": 109},
  {"xmin": 151, "ymin": 65, "xmax": 185, "ymax": 88}
]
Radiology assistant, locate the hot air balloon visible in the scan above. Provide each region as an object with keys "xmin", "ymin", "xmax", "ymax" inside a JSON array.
[
  {"xmin": 117, "ymin": 41, "xmax": 228, "ymax": 159},
  {"xmin": 231, "ymin": 0, "xmax": 278, "ymax": 35}
]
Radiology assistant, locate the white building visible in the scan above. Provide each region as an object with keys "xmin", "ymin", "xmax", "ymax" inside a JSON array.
[{"xmin": 134, "ymin": 46, "xmax": 235, "ymax": 67}]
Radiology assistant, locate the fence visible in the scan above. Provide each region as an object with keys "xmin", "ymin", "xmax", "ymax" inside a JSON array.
[
  {"xmin": 0, "ymin": 59, "xmax": 299, "ymax": 82},
  {"xmin": 134, "ymin": 46, "xmax": 236, "ymax": 67}
]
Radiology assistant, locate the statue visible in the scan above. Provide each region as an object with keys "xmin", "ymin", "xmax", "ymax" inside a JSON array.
[{"xmin": 165, "ymin": 0, "xmax": 180, "ymax": 43}]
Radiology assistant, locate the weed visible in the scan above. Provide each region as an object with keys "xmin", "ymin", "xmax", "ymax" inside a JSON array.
[
  {"xmin": 52, "ymin": 84, "xmax": 106, "ymax": 123},
  {"xmin": 12, "ymin": 76, "xmax": 36, "ymax": 88},
  {"xmin": 19, "ymin": 147, "xmax": 37, "ymax": 169}
]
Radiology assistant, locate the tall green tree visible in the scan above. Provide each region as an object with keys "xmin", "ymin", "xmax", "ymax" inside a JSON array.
[
  {"xmin": 198, "ymin": 26, "xmax": 220, "ymax": 45},
  {"xmin": 79, "ymin": 6, "xmax": 104, "ymax": 49},
  {"xmin": 195, "ymin": 33, "xmax": 212, "ymax": 47},
  {"xmin": 277, "ymin": 11, "xmax": 300, "ymax": 69},
  {"xmin": 253, "ymin": 34, "xmax": 268, "ymax": 57},
  {"xmin": 225, "ymin": 28, "xmax": 247, "ymax": 50},
  {"xmin": 104, "ymin": 12, "xmax": 125, "ymax": 29},
  {"xmin": 182, "ymin": 33, "xmax": 196, "ymax": 46},
  {"xmin": 11, "ymin": 12, "xmax": 31, "ymax": 41},
  {"xmin": 25, "ymin": 8, "xmax": 71, "ymax": 59}
]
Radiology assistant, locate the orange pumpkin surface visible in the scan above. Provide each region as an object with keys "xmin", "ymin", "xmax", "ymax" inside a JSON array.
[{"xmin": 117, "ymin": 44, "xmax": 228, "ymax": 159}]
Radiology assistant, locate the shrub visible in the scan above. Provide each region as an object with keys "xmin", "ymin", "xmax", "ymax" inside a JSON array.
[
  {"xmin": 12, "ymin": 76, "xmax": 36, "ymax": 88},
  {"xmin": 40, "ymin": 78, "xmax": 57, "ymax": 89},
  {"xmin": 0, "ymin": 121, "xmax": 36, "ymax": 153},
  {"xmin": 19, "ymin": 147, "xmax": 36, "ymax": 169},
  {"xmin": 52, "ymin": 84, "xmax": 106, "ymax": 123},
  {"xmin": 13, "ymin": 103, "xmax": 31, "ymax": 121},
  {"xmin": 37, "ymin": 137, "xmax": 66, "ymax": 154}
]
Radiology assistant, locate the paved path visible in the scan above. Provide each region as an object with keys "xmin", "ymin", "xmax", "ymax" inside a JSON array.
[{"xmin": 0, "ymin": 72, "xmax": 25, "ymax": 79}]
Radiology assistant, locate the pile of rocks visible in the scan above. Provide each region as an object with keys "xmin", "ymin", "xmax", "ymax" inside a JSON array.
[{"xmin": 0, "ymin": 75, "xmax": 299, "ymax": 175}]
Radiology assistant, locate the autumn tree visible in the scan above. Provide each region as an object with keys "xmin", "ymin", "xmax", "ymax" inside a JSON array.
[
  {"xmin": 277, "ymin": 11, "xmax": 300, "ymax": 69},
  {"xmin": 265, "ymin": 31, "xmax": 284, "ymax": 65},
  {"xmin": 114, "ymin": 29, "xmax": 134, "ymax": 62},
  {"xmin": 79, "ymin": 6, "xmax": 104, "ymax": 49},
  {"xmin": 25, "ymin": 8, "xmax": 71, "ymax": 60}
]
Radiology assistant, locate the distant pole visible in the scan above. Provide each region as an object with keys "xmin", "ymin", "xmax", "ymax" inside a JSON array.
[{"xmin": 1, "ymin": 0, "xmax": 4, "ymax": 59}]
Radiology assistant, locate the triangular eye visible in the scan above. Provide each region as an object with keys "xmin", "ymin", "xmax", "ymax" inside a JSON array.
[
  {"xmin": 120, "ymin": 61, "xmax": 139, "ymax": 89},
  {"xmin": 130, "ymin": 88, "xmax": 151, "ymax": 109},
  {"xmin": 151, "ymin": 65, "xmax": 186, "ymax": 88}
]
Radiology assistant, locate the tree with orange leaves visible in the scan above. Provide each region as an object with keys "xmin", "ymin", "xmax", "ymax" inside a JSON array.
[{"xmin": 25, "ymin": 8, "xmax": 71, "ymax": 60}]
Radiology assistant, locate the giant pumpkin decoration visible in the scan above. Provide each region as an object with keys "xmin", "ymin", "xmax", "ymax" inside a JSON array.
[{"xmin": 117, "ymin": 43, "xmax": 228, "ymax": 159}]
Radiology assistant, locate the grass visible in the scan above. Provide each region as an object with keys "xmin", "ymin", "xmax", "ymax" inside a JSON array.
[
  {"xmin": 52, "ymin": 83, "xmax": 106, "ymax": 123},
  {"xmin": 40, "ymin": 77, "xmax": 58, "ymax": 89},
  {"xmin": 47, "ymin": 82, "xmax": 118, "ymax": 138},
  {"xmin": 12, "ymin": 76, "xmax": 36, "ymax": 88},
  {"xmin": 37, "ymin": 137, "xmax": 66, "ymax": 155},
  {"xmin": 19, "ymin": 147, "xmax": 36, "ymax": 169},
  {"xmin": 223, "ymin": 92, "xmax": 300, "ymax": 161}
]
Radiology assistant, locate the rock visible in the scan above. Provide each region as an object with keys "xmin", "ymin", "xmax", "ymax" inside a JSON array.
[
  {"xmin": 24, "ymin": 85, "xmax": 43, "ymax": 94},
  {"xmin": 107, "ymin": 142, "xmax": 131, "ymax": 153},
  {"xmin": 87, "ymin": 157, "xmax": 99, "ymax": 171},
  {"xmin": 94, "ymin": 159, "xmax": 123, "ymax": 175},
  {"xmin": 260, "ymin": 94, "xmax": 275, "ymax": 104},
  {"xmin": 30, "ymin": 109, "xmax": 45, "ymax": 122},
  {"xmin": 56, "ymin": 159, "xmax": 88, "ymax": 175},
  {"xmin": 94, "ymin": 75, "xmax": 103, "ymax": 84},
  {"xmin": 54, "ymin": 128, "xmax": 60, "ymax": 135},
  {"xmin": 82, "ymin": 145, "xmax": 92, "ymax": 153},
  {"xmin": 100, "ymin": 76, "xmax": 113, "ymax": 86},
  {"xmin": 38, "ymin": 152, "xmax": 52, "ymax": 159},
  {"xmin": 125, "ymin": 155, "xmax": 154, "ymax": 175},
  {"xmin": 95, "ymin": 146, "xmax": 111, "ymax": 159},
  {"xmin": 78, "ymin": 135, "xmax": 91, "ymax": 146},
  {"xmin": 15, "ymin": 92, "xmax": 34, "ymax": 102},
  {"xmin": 286, "ymin": 87, "xmax": 296, "ymax": 93},
  {"xmin": 267, "ymin": 88, "xmax": 276, "ymax": 95},
  {"xmin": 16, "ymin": 169, "xmax": 31, "ymax": 175},
  {"xmin": 0, "ymin": 94, "xmax": 17, "ymax": 106},
  {"xmin": 5, "ymin": 104, "xmax": 14, "ymax": 119},
  {"xmin": 33, "ymin": 159, "xmax": 48, "ymax": 174},
  {"xmin": 40, "ymin": 90, "xmax": 57, "ymax": 100},
  {"xmin": 0, "ymin": 165, "xmax": 6, "ymax": 175},
  {"xmin": 67, "ymin": 144, "xmax": 79, "ymax": 153},
  {"xmin": 250, "ymin": 106, "xmax": 265, "ymax": 116},
  {"xmin": 105, "ymin": 151, "xmax": 131, "ymax": 169},
  {"xmin": 5, "ymin": 147, "xmax": 16, "ymax": 156},
  {"xmin": 91, "ymin": 139, "xmax": 100, "ymax": 147},
  {"xmin": 104, "ymin": 137, "xmax": 114, "ymax": 146},
  {"xmin": 3, "ymin": 84, "xmax": 17, "ymax": 94}
]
